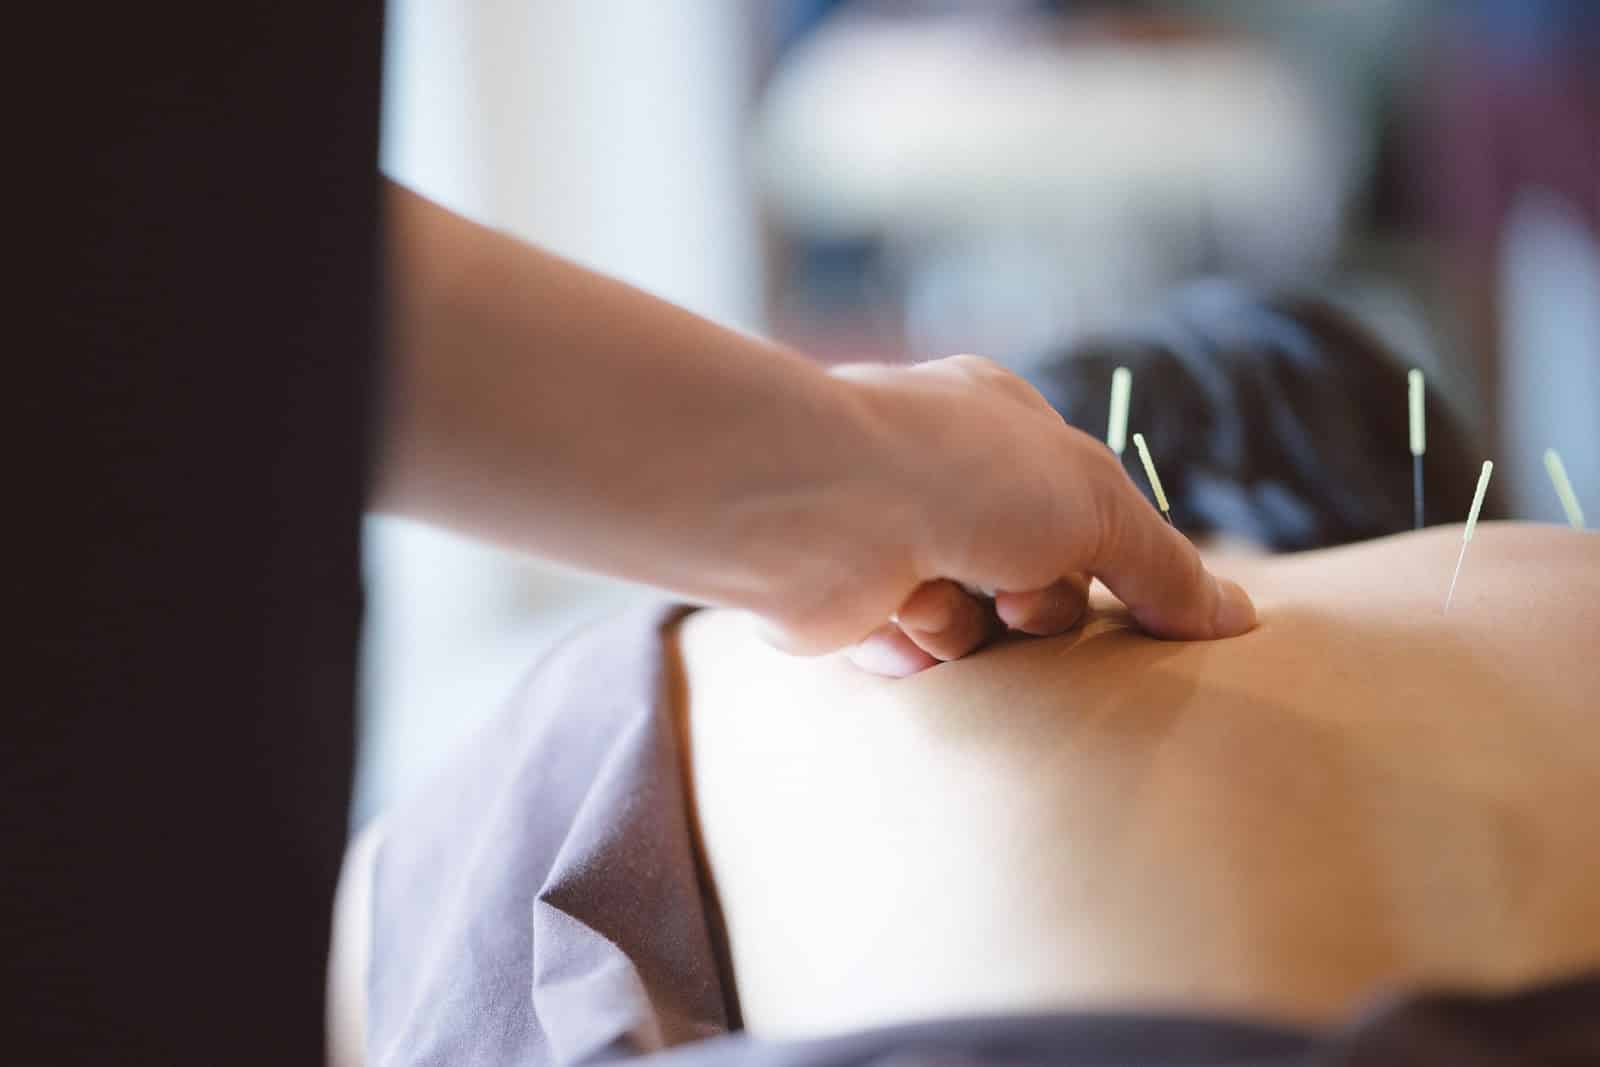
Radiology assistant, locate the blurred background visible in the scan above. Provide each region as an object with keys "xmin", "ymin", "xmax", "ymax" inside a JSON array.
[{"xmin": 357, "ymin": 0, "xmax": 1599, "ymax": 828}]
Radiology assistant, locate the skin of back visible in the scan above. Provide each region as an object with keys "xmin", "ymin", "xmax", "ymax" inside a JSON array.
[{"xmin": 673, "ymin": 522, "xmax": 1600, "ymax": 1039}]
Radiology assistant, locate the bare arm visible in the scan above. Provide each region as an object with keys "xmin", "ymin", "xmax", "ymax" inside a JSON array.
[{"xmin": 375, "ymin": 182, "xmax": 1254, "ymax": 659}]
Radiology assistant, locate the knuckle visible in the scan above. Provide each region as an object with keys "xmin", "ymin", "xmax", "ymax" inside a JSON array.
[
  {"xmin": 826, "ymin": 361, "xmax": 888, "ymax": 383},
  {"xmin": 945, "ymin": 353, "xmax": 1006, "ymax": 380}
]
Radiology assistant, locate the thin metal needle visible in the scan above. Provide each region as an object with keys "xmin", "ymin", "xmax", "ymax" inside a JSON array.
[
  {"xmin": 1413, "ymin": 453, "xmax": 1424, "ymax": 531},
  {"xmin": 1444, "ymin": 460, "xmax": 1493, "ymax": 613},
  {"xmin": 1444, "ymin": 540, "xmax": 1468, "ymax": 613}
]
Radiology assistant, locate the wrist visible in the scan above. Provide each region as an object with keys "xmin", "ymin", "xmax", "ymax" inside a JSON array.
[
  {"xmin": 826, "ymin": 367, "xmax": 943, "ymax": 573},
  {"xmin": 730, "ymin": 365, "xmax": 929, "ymax": 651}
]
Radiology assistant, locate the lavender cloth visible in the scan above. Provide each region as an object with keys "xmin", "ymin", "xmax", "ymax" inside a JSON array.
[
  {"xmin": 366, "ymin": 603, "xmax": 1600, "ymax": 1066},
  {"xmin": 368, "ymin": 603, "xmax": 725, "ymax": 1066}
]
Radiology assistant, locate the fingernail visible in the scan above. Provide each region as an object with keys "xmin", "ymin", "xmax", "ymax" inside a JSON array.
[
  {"xmin": 997, "ymin": 595, "xmax": 1046, "ymax": 635},
  {"xmin": 1212, "ymin": 578, "xmax": 1257, "ymax": 636}
]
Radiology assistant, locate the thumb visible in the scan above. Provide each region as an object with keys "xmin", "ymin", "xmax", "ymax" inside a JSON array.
[{"xmin": 1087, "ymin": 477, "xmax": 1256, "ymax": 640}]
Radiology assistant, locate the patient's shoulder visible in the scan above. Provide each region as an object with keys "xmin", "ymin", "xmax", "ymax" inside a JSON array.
[
  {"xmin": 1232, "ymin": 522, "xmax": 1599, "ymax": 661},
  {"xmin": 1248, "ymin": 521, "xmax": 1599, "ymax": 607}
]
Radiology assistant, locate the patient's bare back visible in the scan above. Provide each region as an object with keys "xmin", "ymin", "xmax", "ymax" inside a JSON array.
[{"xmin": 676, "ymin": 523, "xmax": 1600, "ymax": 1038}]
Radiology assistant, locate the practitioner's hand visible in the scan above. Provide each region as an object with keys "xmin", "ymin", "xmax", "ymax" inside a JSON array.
[{"xmin": 761, "ymin": 355, "xmax": 1256, "ymax": 675}]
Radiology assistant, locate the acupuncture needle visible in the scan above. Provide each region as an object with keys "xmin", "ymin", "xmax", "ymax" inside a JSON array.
[
  {"xmin": 1408, "ymin": 369, "xmax": 1425, "ymax": 530},
  {"xmin": 1444, "ymin": 460, "xmax": 1493, "ymax": 613},
  {"xmin": 1132, "ymin": 432, "xmax": 1174, "ymax": 527},
  {"xmin": 1544, "ymin": 448, "xmax": 1586, "ymax": 530}
]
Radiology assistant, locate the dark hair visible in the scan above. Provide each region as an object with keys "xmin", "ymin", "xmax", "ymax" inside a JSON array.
[{"xmin": 1023, "ymin": 282, "xmax": 1497, "ymax": 551}]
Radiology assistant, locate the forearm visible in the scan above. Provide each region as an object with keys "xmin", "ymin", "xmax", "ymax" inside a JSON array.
[
  {"xmin": 374, "ymin": 182, "xmax": 915, "ymax": 619},
  {"xmin": 376, "ymin": 181, "xmax": 1255, "ymax": 658}
]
